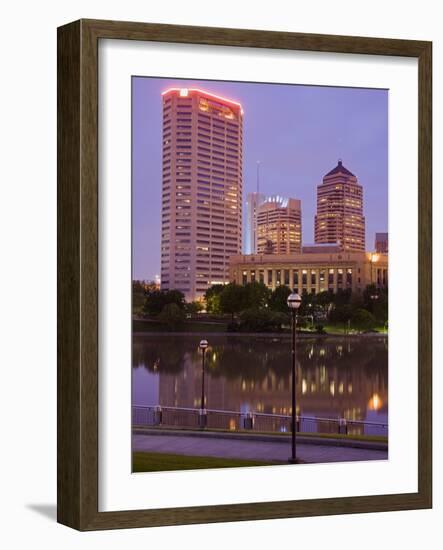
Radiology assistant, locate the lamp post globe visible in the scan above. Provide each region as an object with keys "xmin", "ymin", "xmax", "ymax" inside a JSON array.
[
  {"xmin": 287, "ymin": 292, "xmax": 301, "ymax": 464},
  {"xmin": 199, "ymin": 339, "xmax": 209, "ymax": 350},
  {"xmin": 287, "ymin": 292, "xmax": 302, "ymax": 310}
]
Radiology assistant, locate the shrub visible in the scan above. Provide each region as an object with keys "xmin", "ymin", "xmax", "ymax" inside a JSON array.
[
  {"xmin": 158, "ymin": 303, "xmax": 185, "ymax": 330},
  {"xmin": 351, "ymin": 308, "xmax": 377, "ymax": 331},
  {"xmin": 238, "ymin": 308, "xmax": 288, "ymax": 332}
]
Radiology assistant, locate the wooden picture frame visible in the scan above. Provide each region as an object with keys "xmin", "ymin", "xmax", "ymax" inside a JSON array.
[{"xmin": 57, "ymin": 19, "xmax": 432, "ymax": 530}]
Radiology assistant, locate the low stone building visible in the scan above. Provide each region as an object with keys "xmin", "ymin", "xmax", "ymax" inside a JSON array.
[{"xmin": 229, "ymin": 250, "xmax": 388, "ymax": 294}]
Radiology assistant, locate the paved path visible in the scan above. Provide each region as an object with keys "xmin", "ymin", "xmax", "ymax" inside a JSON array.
[{"xmin": 133, "ymin": 432, "xmax": 387, "ymax": 464}]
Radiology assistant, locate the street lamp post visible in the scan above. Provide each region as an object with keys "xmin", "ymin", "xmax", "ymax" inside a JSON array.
[
  {"xmin": 199, "ymin": 339, "xmax": 209, "ymax": 428},
  {"xmin": 287, "ymin": 292, "xmax": 302, "ymax": 463}
]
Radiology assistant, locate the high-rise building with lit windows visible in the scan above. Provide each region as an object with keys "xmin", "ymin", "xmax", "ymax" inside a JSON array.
[
  {"xmin": 314, "ymin": 160, "xmax": 365, "ymax": 251},
  {"xmin": 160, "ymin": 88, "xmax": 243, "ymax": 301},
  {"xmin": 256, "ymin": 196, "xmax": 302, "ymax": 255}
]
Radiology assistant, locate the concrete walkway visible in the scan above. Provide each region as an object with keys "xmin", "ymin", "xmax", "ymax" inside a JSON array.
[{"xmin": 133, "ymin": 431, "xmax": 388, "ymax": 464}]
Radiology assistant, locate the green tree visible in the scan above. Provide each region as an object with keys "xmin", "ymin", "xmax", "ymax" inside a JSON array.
[
  {"xmin": 244, "ymin": 281, "xmax": 270, "ymax": 310},
  {"xmin": 362, "ymin": 284, "xmax": 379, "ymax": 312},
  {"xmin": 143, "ymin": 289, "xmax": 185, "ymax": 316},
  {"xmin": 315, "ymin": 290, "xmax": 334, "ymax": 309},
  {"xmin": 372, "ymin": 291, "xmax": 388, "ymax": 324},
  {"xmin": 268, "ymin": 285, "xmax": 291, "ymax": 313},
  {"xmin": 132, "ymin": 280, "xmax": 146, "ymax": 314},
  {"xmin": 219, "ymin": 283, "xmax": 248, "ymax": 319},
  {"xmin": 330, "ymin": 303, "xmax": 353, "ymax": 332},
  {"xmin": 204, "ymin": 284, "xmax": 224, "ymax": 314},
  {"xmin": 335, "ymin": 288, "xmax": 352, "ymax": 306},
  {"xmin": 185, "ymin": 301, "xmax": 204, "ymax": 315},
  {"xmin": 158, "ymin": 303, "xmax": 185, "ymax": 330},
  {"xmin": 239, "ymin": 308, "xmax": 288, "ymax": 332},
  {"xmin": 299, "ymin": 289, "xmax": 314, "ymax": 317},
  {"xmin": 363, "ymin": 284, "xmax": 388, "ymax": 323}
]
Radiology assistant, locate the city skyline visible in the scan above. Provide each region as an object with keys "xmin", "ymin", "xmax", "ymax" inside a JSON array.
[{"xmin": 133, "ymin": 77, "xmax": 388, "ymax": 281}]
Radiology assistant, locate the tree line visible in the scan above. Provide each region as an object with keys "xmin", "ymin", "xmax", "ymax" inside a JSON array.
[{"xmin": 133, "ymin": 280, "xmax": 388, "ymax": 333}]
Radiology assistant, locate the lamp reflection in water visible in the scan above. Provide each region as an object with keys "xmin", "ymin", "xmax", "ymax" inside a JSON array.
[
  {"xmin": 199, "ymin": 339, "xmax": 209, "ymax": 428},
  {"xmin": 287, "ymin": 292, "xmax": 302, "ymax": 464},
  {"xmin": 368, "ymin": 393, "xmax": 383, "ymax": 411}
]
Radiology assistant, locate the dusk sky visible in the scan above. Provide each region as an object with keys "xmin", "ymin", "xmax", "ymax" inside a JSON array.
[{"xmin": 132, "ymin": 77, "xmax": 388, "ymax": 281}]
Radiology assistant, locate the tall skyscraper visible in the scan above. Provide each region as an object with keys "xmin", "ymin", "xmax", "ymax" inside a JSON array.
[
  {"xmin": 375, "ymin": 232, "xmax": 388, "ymax": 253},
  {"xmin": 245, "ymin": 191, "xmax": 265, "ymax": 254},
  {"xmin": 160, "ymin": 88, "xmax": 243, "ymax": 301},
  {"xmin": 256, "ymin": 196, "xmax": 302, "ymax": 255},
  {"xmin": 314, "ymin": 160, "xmax": 365, "ymax": 251}
]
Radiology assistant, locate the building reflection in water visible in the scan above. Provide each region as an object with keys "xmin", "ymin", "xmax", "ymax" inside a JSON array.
[{"xmin": 132, "ymin": 334, "xmax": 388, "ymax": 435}]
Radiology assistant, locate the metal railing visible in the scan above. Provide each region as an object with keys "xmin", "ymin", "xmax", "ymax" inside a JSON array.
[{"xmin": 132, "ymin": 405, "xmax": 388, "ymax": 437}]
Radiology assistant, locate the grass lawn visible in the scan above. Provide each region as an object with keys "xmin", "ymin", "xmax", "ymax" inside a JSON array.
[
  {"xmin": 133, "ymin": 451, "xmax": 277, "ymax": 472},
  {"xmin": 322, "ymin": 324, "xmax": 388, "ymax": 335}
]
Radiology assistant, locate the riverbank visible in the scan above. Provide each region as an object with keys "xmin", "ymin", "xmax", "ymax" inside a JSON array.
[
  {"xmin": 134, "ymin": 330, "xmax": 388, "ymax": 339},
  {"xmin": 133, "ymin": 318, "xmax": 387, "ymax": 337}
]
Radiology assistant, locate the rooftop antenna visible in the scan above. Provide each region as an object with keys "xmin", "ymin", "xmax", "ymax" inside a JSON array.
[{"xmin": 256, "ymin": 160, "xmax": 261, "ymax": 194}]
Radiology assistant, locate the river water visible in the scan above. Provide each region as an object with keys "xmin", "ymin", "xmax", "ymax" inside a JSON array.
[{"xmin": 133, "ymin": 333, "xmax": 388, "ymax": 433}]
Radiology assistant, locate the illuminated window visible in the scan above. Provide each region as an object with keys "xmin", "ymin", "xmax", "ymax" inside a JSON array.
[
  {"xmin": 337, "ymin": 268, "xmax": 343, "ymax": 285},
  {"xmin": 346, "ymin": 268, "xmax": 352, "ymax": 286}
]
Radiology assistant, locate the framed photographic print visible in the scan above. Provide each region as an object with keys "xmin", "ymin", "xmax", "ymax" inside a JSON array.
[{"xmin": 57, "ymin": 19, "xmax": 432, "ymax": 530}]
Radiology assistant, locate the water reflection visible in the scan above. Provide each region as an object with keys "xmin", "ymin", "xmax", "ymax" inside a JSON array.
[{"xmin": 132, "ymin": 334, "xmax": 388, "ymax": 426}]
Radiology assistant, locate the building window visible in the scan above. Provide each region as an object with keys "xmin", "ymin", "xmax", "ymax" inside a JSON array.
[
  {"xmin": 302, "ymin": 269, "xmax": 307, "ymax": 286},
  {"xmin": 276, "ymin": 270, "xmax": 281, "ymax": 286},
  {"xmin": 259, "ymin": 270, "xmax": 264, "ymax": 284},
  {"xmin": 293, "ymin": 270, "xmax": 299, "ymax": 287},
  {"xmin": 346, "ymin": 268, "xmax": 352, "ymax": 286},
  {"xmin": 328, "ymin": 268, "xmax": 334, "ymax": 286},
  {"xmin": 267, "ymin": 270, "xmax": 273, "ymax": 286},
  {"xmin": 250, "ymin": 270, "xmax": 256, "ymax": 283},
  {"xmin": 311, "ymin": 270, "xmax": 316, "ymax": 286},
  {"xmin": 337, "ymin": 268, "xmax": 343, "ymax": 285},
  {"xmin": 242, "ymin": 271, "xmax": 247, "ymax": 285},
  {"xmin": 284, "ymin": 270, "xmax": 290, "ymax": 286}
]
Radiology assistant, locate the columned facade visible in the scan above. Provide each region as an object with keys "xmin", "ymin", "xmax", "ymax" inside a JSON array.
[{"xmin": 229, "ymin": 251, "xmax": 388, "ymax": 294}]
